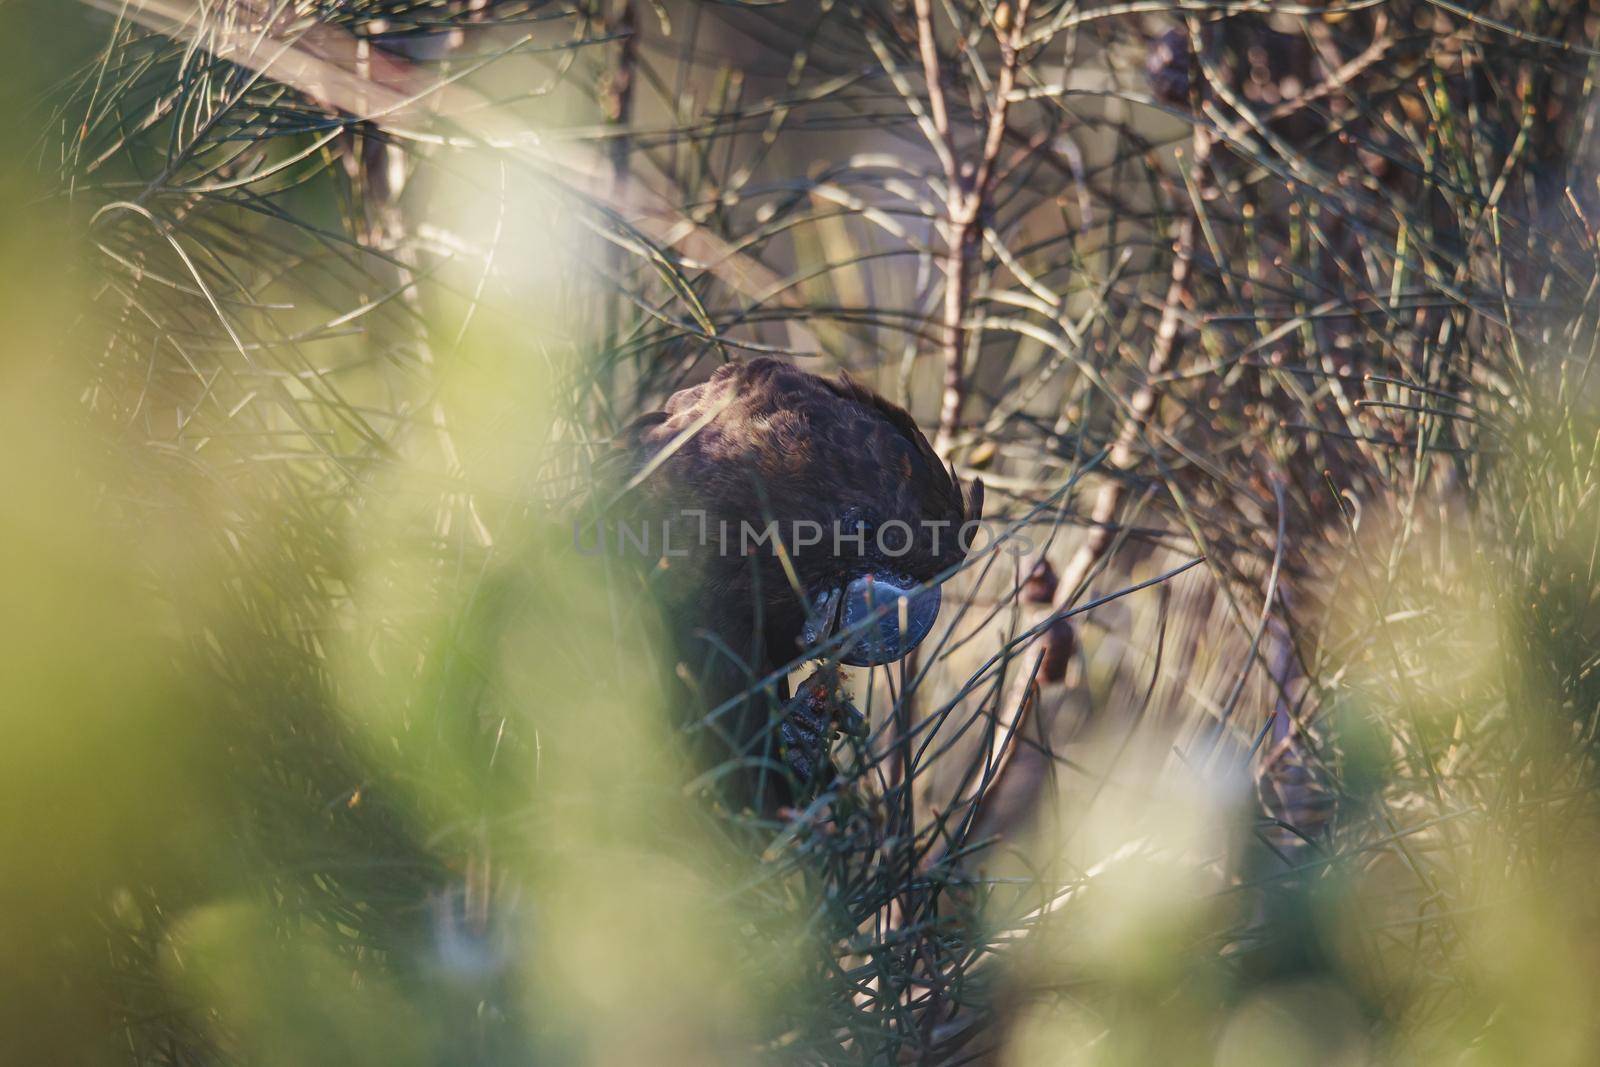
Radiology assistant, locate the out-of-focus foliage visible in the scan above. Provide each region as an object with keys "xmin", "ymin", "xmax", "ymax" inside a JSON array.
[{"xmin": 9, "ymin": 0, "xmax": 1600, "ymax": 1064}]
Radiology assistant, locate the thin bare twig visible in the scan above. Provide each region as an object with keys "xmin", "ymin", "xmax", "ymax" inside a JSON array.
[{"xmin": 912, "ymin": 0, "xmax": 1034, "ymax": 456}]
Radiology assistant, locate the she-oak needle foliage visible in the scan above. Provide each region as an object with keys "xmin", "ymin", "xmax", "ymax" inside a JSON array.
[{"xmin": 7, "ymin": 1, "xmax": 1600, "ymax": 1064}]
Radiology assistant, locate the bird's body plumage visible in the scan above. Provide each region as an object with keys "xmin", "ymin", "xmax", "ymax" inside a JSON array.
[{"xmin": 602, "ymin": 358, "xmax": 982, "ymax": 797}]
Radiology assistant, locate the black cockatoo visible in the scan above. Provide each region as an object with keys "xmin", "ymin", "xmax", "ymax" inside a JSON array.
[{"xmin": 600, "ymin": 358, "xmax": 983, "ymax": 799}]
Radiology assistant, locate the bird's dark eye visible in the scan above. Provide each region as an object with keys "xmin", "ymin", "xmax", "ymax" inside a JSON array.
[
  {"xmin": 834, "ymin": 507, "xmax": 875, "ymax": 564},
  {"xmin": 838, "ymin": 506, "xmax": 872, "ymax": 534}
]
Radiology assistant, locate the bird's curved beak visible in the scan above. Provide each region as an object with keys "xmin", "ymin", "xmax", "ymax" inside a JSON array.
[{"xmin": 801, "ymin": 574, "xmax": 942, "ymax": 667}]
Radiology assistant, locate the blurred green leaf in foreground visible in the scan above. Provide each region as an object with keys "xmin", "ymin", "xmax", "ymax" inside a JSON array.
[{"xmin": 12, "ymin": 2, "xmax": 1600, "ymax": 1065}]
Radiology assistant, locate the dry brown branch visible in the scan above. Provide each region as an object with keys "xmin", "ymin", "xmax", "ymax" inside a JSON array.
[
  {"xmin": 955, "ymin": 9, "xmax": 1391, "ymax": 851},
  {"xmin": 913, "ymin": 0, "xmax": 1034, "ymax": 456},
  {"xmin": 596, "ymin": 0, "xmax": 637, "ymax": 186},
  {"xmin": 959, "ymin": 27, "xmax": 1216, "ymax": 851}
]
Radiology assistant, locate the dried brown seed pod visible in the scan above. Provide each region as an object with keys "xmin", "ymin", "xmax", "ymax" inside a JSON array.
[{"xmin": 1022, "ymin": 558, "xmax": 1059, "ymax": 604}]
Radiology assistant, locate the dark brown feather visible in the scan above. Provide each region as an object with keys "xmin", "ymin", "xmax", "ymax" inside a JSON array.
[{"xmin": 604, "ymin": 358, "xmax": 978, "ymax": 782}]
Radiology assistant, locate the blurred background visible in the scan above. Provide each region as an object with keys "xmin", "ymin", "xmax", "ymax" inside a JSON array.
[{"xmin": 5, "ymin": 1, "xmax": 1600, "ymax": 1063}]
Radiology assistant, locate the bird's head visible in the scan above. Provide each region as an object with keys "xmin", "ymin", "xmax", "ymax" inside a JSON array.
[{"xmin": 615, "ymin": 358, "xmax": 984, "ymax": 676}]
